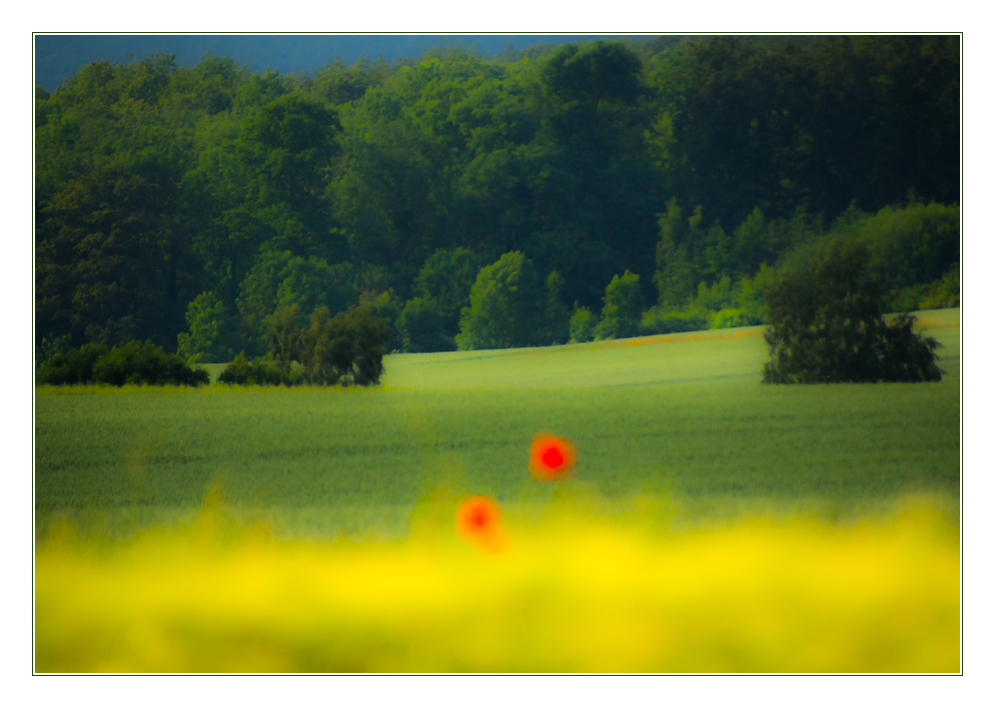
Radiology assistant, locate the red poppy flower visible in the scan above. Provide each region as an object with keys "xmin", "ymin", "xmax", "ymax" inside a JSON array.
[
  {"xmin": 529, "ymin": 432, "xmax": 577, "ymax": 480},
  {"xmin": 456, "ymin": 496, "xmax": 501, "ymax": 541}
]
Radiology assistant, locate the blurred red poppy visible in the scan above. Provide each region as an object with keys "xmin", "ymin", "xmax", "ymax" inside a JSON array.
[
  {"xmin": 529, "ymin": 432, "xmax": 576, "ymax": 480},
  {"xmin": 456, "ymin": 496, "xmax": 501, "ymax": 545}
]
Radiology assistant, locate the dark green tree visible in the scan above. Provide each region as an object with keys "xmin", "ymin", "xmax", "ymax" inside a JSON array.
[
  {"xmin": 542, "ymin": 271, "xmax": 571, "ymax": 345},
  {"xmin": 762, "ymin": 238, "xmax": 942, "ymax": 384},
  {"xmin": 176, "ymin": 292, "xmax": 241, "ymax": 363},
  {"xmin": 653, "ymin": 200, "xmax": 697, "ymax": 308},
  {"xmin": 268, "ymin": 304, "xmax": 305, "ymax": 372},
  {"xmin": 300, "ymin": 305, "xmax": 391, "ymax": 386},
  {"xmin": 456, "ymin": 251, "xmax": 542, "ymax": 350},
  {"xmin": 413, "ymin": 247, "xmax": 481, "ymax": 336},
  {"xmin": 396, "ymin": 297, "xmax": 455, "ymax": 353}
]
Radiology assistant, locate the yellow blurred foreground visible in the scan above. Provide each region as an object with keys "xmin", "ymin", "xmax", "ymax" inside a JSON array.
[{"xmin": 35, "ymin": 499, "xmax": 959, "ymax": 673}]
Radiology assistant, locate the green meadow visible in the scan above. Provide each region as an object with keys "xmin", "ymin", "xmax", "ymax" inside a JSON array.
[{"xmin": 34, "ymin": 308, "xmax": 960, "ymax": 540}]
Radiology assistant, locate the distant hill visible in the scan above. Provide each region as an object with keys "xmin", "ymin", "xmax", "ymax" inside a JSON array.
[{"xmin": 34, "ymin": 34, "xmax": 635, "ymax": 91}]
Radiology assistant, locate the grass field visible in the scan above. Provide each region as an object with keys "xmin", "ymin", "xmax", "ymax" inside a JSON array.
[
  {"xmin": 34, "ymin": 308, "xmax": 961, "ymax": 672},
  {"xmin": 35, "ymin": 308, "xmax": 960, "ymax": 539}
]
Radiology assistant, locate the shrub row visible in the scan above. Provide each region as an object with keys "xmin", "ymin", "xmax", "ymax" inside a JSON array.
[
  {"xmin": 37, "ymin": 341, "xmax": 210, "ymax": 387},
  {"xmin": 217, "ymin": 353, "xmax": 304, "ymax": 386}
]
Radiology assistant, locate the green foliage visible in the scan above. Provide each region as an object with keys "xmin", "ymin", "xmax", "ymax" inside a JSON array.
[
  {"xmin": 299, "ymin": 306, "xmax": 392, "ymax": 386},
  {"xmin": 396, "ymin": 298, "xmax": 455, "ymax": 353},
  {"xmin": 238, "ymin": 92, "xmax": 341, "ymax": 231},
  {"xmin": 456, "ymin": 252, "xmax": 542, "ymax": 350},
  {"xmin": 86, "ymin": 341, "xmax": 209, "ymax": 386},
  {"xmin": 268, "ymin": 305, "xmax": 306, "ymax": 370},
  {"xmin": 648, "ymin": 36, "xmax": 959, "ymax": 230},
  {"xmin": 176, "ymin": 292, "xmax": 241, "ymax": 364},
  {"xmin": 218, "ymin": 352, "xmax": 295, "ymax": 386},
  {"xmin": 361, "ymin": 289, "xmax": 404, "ymax": 352},
  {"xmin": 542, "ymin": 271, "xmax": 571, "ymax": 345},
  {"xmin": 34, "ymin": 40, "xmax": 960, "ymax": 358},
  {"xmin": 38, "ymin": 340, "xmax": 210, "ymax": 387},
  {"xmin": 734, "ymin": 267, "xmax": 770, "ymax": 324},
  {"xmin": 36, "ymin": 334, "xmax": 72, "ymax": 373},
  {"xmin": 852, "ymin": 200, "xmax": 960, "ymax": 303},
  {"xmin": 238, "ymin": 252, "xmax": 357, "ymax": 356},
  {"xmin": 413, "ymin": 248, "xmax": 481, "ymax": 336},
  {"xmin": 596, "ymin": 271, "xmax": 642, "ymax": 340},
  {"xmin": 710, "ymin": 308, "xmax": 750, "ymax": 330},
  {"xmin": 237, "ymin": 250, "xmax": 295, "ymax": 356},
  {"xmin": 729, "ymin": 207, "xmax": 816, "ymax": 278},
  {"xmin": 542, "ymin": 40, "xmax": 643, "ymax": 105},
  {"xmin": 693, "ymin": 276, "xmax": 734, "ymax": 313},
  {"xmin": 37, "ymin": 343, "xmax": 109, "ymax": 385},
  {"xmin": 653, "ymin": 200, "xmax": 699, "ymax": 309},
  {"xmin": 36, "ymin": 156, "xmax": 192, "ymax": 350},
  {"xmin": 638, "ymin": 309, "xmax": 708, "ymax": 336},
  {"xmin": 568, "ymin": 306, "xmax": 597, "ymax": 343},
  {"xmin": 276, "ymin": 257, "xmax": 357, "ymax": 324},
  {"xmin": 762, "ymin": 238, "xmax": 942, "ymax": 384},
  {"xmin": 917, "ymin": 265, "xmax": 960, "ymax": 311},
  {"xmin": 93, "ymin": 341, "xmax": 211, "ymax": 387}
]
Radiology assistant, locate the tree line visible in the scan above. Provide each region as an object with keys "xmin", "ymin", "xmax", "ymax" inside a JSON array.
[{"xmin": 35, "ymin": 36, "xmax": 960, "ymax": 362}]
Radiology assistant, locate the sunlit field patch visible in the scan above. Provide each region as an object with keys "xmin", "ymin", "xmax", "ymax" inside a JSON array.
[{"xmin": 35, "ymin": 495, "xmax": 959, "ymax": 673}]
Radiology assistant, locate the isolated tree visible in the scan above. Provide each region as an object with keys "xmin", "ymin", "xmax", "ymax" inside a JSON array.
[
  {"xmin": 456, "ymin": 252, "xmax": 542, "ymax": 350},
  {"xmin": 762, "ymin": 238, "xmax": 942, "ymax": 384},
  {"xmin": 300, "ymin": 305, "xmax": 391, "ymax": 386}
]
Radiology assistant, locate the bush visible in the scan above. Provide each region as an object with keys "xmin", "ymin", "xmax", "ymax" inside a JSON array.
[
  {"xmin": 638, "ymin": 309, "xmax": 708, "ymax": 336},
  {"xmin": 596, "ymin": 271, "xmax": 642, "ymax": 339},
  {"xmin": 90, "ymin": 341, "xmax": 211, "ymax": 386},
  {"xmin": 37, "ymin": 343, "xmax": 109, "ymax": 385},
  {"xmin": 857, "ymin": 200, "xmax": 960, "ymax": 294},
  {"xmin": 38, "ymin": 341, "xmax": 210, "ymax": 387},
  {"xmin": 762, "ymin": 238, "xmax": 942, "ymax": 384},
  {"xmin": 710, "ymin": 308, "xmax": 763, "ymax": 330},
  {"xmin": 396, "ymin": 297, "xmax": 456, "ymax": 353},
  {"xmin": 569, "ymin": 306, "xmax": 597, "ymax": 343},
  {"xmin": 218, "ymin": 353, "xmax": 298, "ymax": 386},
  {"xmin": 915, "ymin": 265, "xmax": 960, "ymax": 311}
]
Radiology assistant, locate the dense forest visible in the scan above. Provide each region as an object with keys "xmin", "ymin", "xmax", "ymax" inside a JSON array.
[{"xmin": 35, "ymin": 35, "xmax": 960, "ymax": 360}]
